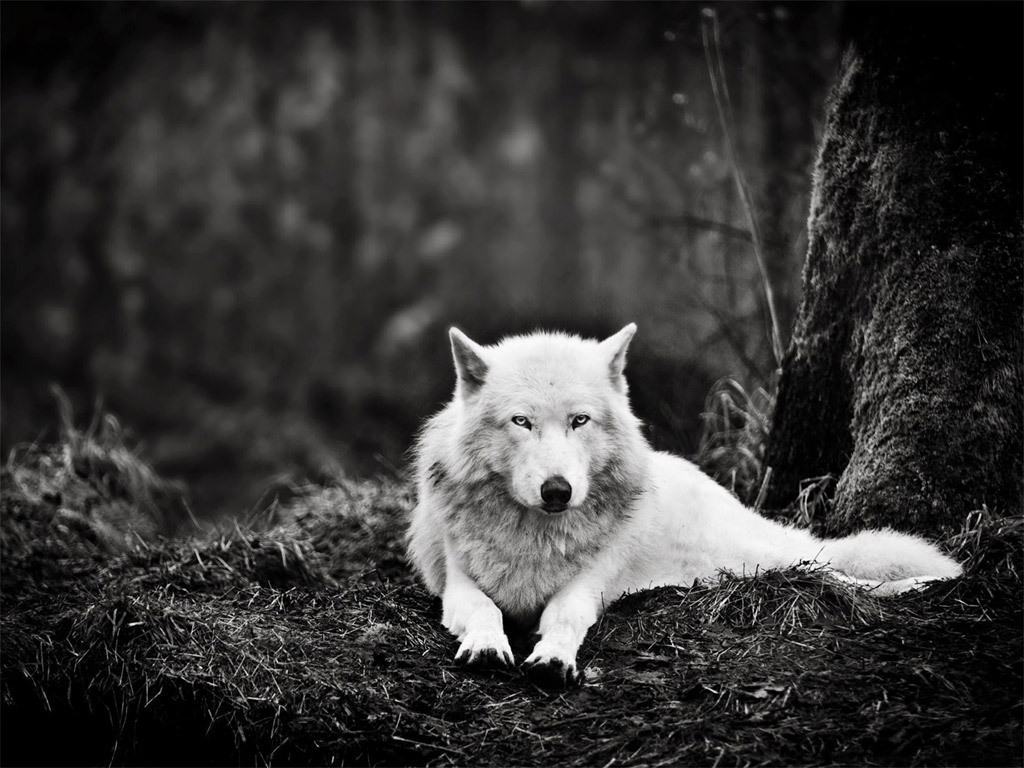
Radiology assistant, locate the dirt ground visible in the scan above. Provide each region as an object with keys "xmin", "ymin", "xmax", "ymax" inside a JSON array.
[{"xmin": 1, "ymin": 434, "xmax": 1021, "ymax": 767}]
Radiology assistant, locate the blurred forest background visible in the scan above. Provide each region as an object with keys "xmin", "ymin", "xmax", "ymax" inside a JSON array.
[{"xmin": 2, "ymin": 1, "xmax": 841, "ymax": 519}]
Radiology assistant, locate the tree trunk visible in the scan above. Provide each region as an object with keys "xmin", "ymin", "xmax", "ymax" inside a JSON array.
[{"xmin": 762, "ymin": 5, "xmax": 1023, "ymax": 536}]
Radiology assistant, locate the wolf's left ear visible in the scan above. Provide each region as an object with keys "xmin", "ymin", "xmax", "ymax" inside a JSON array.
[
  {"xmin": 598, "ymin": 323, "xmax": 637, "ymax": 393},
  {"xmin": 449, "ymin": 327, "xmax": 489, "ymax": 395}
]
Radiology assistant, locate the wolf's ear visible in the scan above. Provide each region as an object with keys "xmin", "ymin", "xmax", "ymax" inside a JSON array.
[
  {"xmin": 449, "ymin": 327, "xmax": 489, "ymax": 394},
  {"xmin": 598, "ymin": 323, "xmax": 637, "ymax": 393}
]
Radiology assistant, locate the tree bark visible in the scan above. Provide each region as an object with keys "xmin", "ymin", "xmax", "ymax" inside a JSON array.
[{"xmin": 762, "ymin": 4, "xmax": 1023, "ymax": 535}]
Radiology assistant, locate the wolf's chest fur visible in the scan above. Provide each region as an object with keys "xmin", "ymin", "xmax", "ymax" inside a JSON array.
[{"xmin": 446, "ymin": 491, "xmax": 621, "ymax": 621}]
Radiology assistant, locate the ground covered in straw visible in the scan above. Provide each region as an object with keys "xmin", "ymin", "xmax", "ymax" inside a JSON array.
[{"xmin": 1, "ymin": 428, "xmax": 1021, "ymax": 767}]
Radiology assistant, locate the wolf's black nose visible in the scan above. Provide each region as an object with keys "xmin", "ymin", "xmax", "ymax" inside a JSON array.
[{"xmin": 541, "ymin": 476, "xmax": 572, "ymax": 511}]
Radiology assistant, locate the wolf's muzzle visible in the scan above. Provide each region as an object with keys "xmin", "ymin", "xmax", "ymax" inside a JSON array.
[{"xmin": 540, "ymin": 476, "xmax": 572, "ymax": 514}]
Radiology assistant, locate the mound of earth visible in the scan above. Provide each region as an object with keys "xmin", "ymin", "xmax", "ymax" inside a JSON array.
[{"xmin": 1, "ymin": 432, "xmax": 1020, "ymax": 766}]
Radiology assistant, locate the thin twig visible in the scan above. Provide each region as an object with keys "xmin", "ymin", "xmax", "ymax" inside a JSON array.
[
  {"xmin": 697, "ymin": 298, "xmax": 767, "ymax": 379},
  {"xmin": 701, "ymin": 8, "xmax": 785, "ymax": 368},
  {"xmin": 646, "ymin": 213, "xmax": 788, "ymax": 248}
]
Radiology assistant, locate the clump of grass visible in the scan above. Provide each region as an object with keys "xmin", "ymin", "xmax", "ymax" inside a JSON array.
[
  {"xmin": 50, "ymin": 386, "xmax": 188, "ymax": 530},
  {"xmin": 946, "ymin": 505, "xmax": 1023, "ymax": 579},
  {"xmin": 765, "ymin": 472, "xmax": 839, "ymax": 532},
  {"xmin": 685, "ymin": 565, "xmax": 887, "ymax": 631},
  {"xmin": 1, "ymin": 391, "xmax": 190, "ymax": 587},
  {"xmin": 697, "ymin": 376, "xmax": 774, "ymax": 506}
]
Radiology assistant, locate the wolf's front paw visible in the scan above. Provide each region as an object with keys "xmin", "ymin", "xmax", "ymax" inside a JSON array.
[
  {"xmin": 522, "ymin": 652, "xmax": 582, "ymax": 689},
  {"xmin": 454, "ymin": 630, "xmax": 514, "ymax": 669}
]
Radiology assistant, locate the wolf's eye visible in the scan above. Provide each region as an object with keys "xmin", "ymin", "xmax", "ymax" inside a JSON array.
[
  {"xmin": 511, "ymin": 415, "xmax": 532, "ymax": 429},
  {"xmin": 571, "ymin": 414, "xmax": 591, "ymax": 429}
]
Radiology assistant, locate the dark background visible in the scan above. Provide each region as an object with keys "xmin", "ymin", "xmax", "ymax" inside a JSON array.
[{"xmin": 2, "ymin": 1, "xmax": 841, "ymax": 518}]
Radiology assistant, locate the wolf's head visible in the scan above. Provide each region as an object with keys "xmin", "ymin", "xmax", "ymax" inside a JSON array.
[{"xmin": 445, "ymin": 324, "xmax": 647, "ymax": 516}]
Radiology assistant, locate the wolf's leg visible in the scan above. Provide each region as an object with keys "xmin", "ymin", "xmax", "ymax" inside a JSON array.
[
  {"xmin": 522, "ymin": 580, "xmax": 602, "ymax": 688},
  {"xmin": 406, "ymin": 496, "xmax": 446, "ymax": 595},
  {"xmin": 442, "ymin": 549, "xmax": 514, "ymax": 669}
]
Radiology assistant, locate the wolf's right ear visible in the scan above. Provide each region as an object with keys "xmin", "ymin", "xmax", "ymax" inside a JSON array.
[{"xmin": 449, "ymin": 327, "xmax": 488, "ymax": 394}]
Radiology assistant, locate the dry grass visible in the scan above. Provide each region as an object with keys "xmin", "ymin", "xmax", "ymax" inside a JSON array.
[
  {"xmin": 697, "ymin": 377, "xmax": 774, "ymax": 507},
  {"xmin": 2, "ymin": 424, "xmax": 1021, "ymax": 767},
  {"xmin": 1, "ymin": 390, "xmax": 189, "ymax": 590}
]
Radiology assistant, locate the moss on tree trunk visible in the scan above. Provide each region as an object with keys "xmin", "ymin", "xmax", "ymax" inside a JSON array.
[{"xmin": 763, "ymin": 5, "xmax": 1023, "ymax": 535}]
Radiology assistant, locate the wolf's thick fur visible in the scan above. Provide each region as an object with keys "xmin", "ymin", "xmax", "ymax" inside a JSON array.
[{"xmin": 407, "ymin": 325, "xmax": 962, "ymax": 687}]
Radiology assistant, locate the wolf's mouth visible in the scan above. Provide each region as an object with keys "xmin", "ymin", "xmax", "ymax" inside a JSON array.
[{"xmin": 541, "ymin": 502, "xmax": 568, "ymax": 515}]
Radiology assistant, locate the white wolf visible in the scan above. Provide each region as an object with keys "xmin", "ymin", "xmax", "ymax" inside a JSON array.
[{"xmin": 406, "ymin": 324, "xmax": 962, "ymax": 687}]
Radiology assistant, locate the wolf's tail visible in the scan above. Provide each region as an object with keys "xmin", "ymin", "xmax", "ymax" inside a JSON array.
[{"xmin": 815, "ymin": 528, "xmax": 962, "ymax": 595}]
